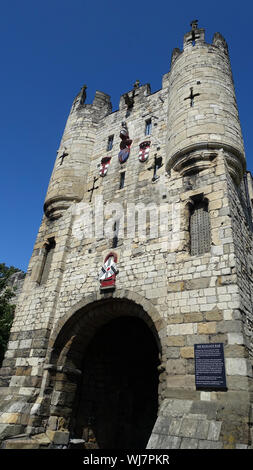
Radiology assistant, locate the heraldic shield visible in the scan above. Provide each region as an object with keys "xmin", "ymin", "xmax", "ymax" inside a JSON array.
[
  {"xmin": 118, "ymin": 147, "xmax": 130, "ymax": 164},
  {"xmin": 99, "ymin": 252, "xmax": 118, "ymax": 290},
  {"xmin": 118, "ymin": 121, "xmax": 132, "ymax": 164},
  {"xmin": 99, "ymin": 156, "xmax": 111, "ymax": 177},
  {"xmin": 139, "ymin": 141, "xmax": 151, "ymax": 162}
]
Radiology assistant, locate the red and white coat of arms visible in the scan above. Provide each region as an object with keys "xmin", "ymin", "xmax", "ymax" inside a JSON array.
[
  {"xmin": 99, "ymin": 252, "xmax": 118, "ymax": 290},
  {"xmin": 139, "ymin": 141, "xmax": 151, "ymax": 162},
  {"xmin": 99, "ymin": 156, "xmax": 111, "ymax": 177}
]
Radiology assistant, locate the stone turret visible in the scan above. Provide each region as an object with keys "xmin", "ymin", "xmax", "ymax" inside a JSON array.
[
  {"xmin": 166, "ymin": 21, "xmax": 246, "ymax": 184},
  {"xmin": 43, "ymin": 88, "xmax": 112, "ymax": 219}
]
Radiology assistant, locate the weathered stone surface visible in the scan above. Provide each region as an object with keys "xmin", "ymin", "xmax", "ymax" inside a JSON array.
[
  {"xmin": 207, "ymin": 421, "xmax": 222, "ymax": 441},
  {"xmin": 46, "ymin": 429, "xmax": 70, "ymax": 445},
  {"xmin": 0, "ymin": 20, "xmax": 252, "ymax": 451},
  {"xmin": 160, "ymin": 399, "xmax": 193, "ymax": 418},
  {"xmin": 197, "ymin": 322, "xmax": 216, "ymax": 334},
  {"xmin": 168, "ymin": 281, "xmax": 185, "ymax": 292},
  {"xmin": 184, "ymin": 278, "xmax": 210, "ymax": 290},
  {"xmin": 180, "ymin": 346, "xmax": 194, "ymax": 358},
  {"xmin": 167, "ymin": 336, "xmax": 185, "ymax": 347},
  {"xmin": 147, "ymin": 433, "xmax": 181, "ymax": 449},
  {"xmin": 198, "ymin": 440, "xmax": 223, "ymax": 449},
  {"xmin": 180, "ymin": 438, "xmax": 199, "ymax": 449},
  {"xmin": 225, "ymin": 358, "xmax": 249, "ymax": 376}
]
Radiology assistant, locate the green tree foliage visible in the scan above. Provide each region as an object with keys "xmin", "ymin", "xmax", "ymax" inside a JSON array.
[{"xmin": 0, "ymin": 263, "xmax": 19, "ymax": 366}]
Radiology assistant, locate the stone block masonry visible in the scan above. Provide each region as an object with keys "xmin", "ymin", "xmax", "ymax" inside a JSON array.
[{"xmin": 0, "ymin": 21, "xmax": 252, "ymax": 449}]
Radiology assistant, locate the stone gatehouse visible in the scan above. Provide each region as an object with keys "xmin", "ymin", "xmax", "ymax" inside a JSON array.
[{"xmin": 0, "ymin": 20, "xmax": 252, "ymax": 449}]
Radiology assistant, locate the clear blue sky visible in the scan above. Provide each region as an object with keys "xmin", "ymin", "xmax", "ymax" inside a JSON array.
[{"xmin": 1, "ymin": 0, "xmax": 253, "ymax": 272}]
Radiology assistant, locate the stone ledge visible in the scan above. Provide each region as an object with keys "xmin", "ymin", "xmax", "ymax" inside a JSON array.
[{"xmin": 1, "ymin": 432, "xmax": 51, "ymax": 449}]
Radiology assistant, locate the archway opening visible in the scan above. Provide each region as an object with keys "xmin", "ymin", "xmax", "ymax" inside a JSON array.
[{"xmin": 71, "ymin": 316, "xmax": 159, "ymax": 449}]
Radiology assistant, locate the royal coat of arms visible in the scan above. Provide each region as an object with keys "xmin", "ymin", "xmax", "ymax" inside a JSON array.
[
  {"xmin": 99, "ymin": 156, "xmax": 111, "ymax": 177},
  {"xmin": 99, "ymin": 253, "xmax": 118, "ymax": 290},
  {"xmin": 118, "ymin": 147, "xmax": 130, "ymax": 164},
  {"xmin": 139, "ymin": 141, "xmax": 151, "ymax": 162},
  {"xmin": 118, "ymin": 122, "xmax": 132, "ymax": 164}
]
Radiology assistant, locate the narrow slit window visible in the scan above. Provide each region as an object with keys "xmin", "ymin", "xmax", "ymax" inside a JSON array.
[
  {"xmin": 107, "ymin": 135, "xmax": 114, "ymax": 151},
  {"xmin": 190, "ymin": 198, "xmax": 210, "ymax": 256},
  {"xmin": 119, "ymin": 172, "xmax": 125, "ymax": 189},
  {"xmin": 145, "ymin": 119, "xmax": 152, "ymax": 136},
  {"xmin": 112, "ymin": 221, "xmax": 119, "ymax": 248},
  {"xmin": 40, "ymin": 237, "xmax": 56, "ymax": 284}
]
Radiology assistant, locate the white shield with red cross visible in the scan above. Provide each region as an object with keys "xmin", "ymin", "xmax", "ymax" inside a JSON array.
[
  {"xmin": 139, "ymin": 141, "xmax": 151, "ymax": 162},
  {"xmin": 99, "ymin": 157, "xmax": 111, "ymax": 177}
]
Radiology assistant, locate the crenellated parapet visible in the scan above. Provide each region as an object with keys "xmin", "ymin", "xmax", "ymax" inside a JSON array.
[{"xmin": 166, "ymin": 21, "xmax": 246, "ymax": 184}]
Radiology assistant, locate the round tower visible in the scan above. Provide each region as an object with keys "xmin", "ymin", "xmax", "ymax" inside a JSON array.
[
  {"xmin": 166, "ymin": 21, "xmax": 246, "ymax": 184},
  {"xmin": 43, "ymin": 87, "xmax": 112, "ymax": 219}
]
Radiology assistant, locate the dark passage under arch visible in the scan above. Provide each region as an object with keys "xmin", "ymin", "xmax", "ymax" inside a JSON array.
[{"xmin": 71, "ymin": 316, "xmax": 159, "ymax": 449}]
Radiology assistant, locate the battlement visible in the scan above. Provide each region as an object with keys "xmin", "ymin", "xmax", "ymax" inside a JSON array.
[
  {"xmin": 71, "ymin": 87, "xmax": 112, "ymax": 120},
  {"xmin": 170, "ymin": 21, "xmax": 229, "ymax": 68},
  {"xmin": 166, "ymin": 21, "xmax": 245, "ymax": 184}
]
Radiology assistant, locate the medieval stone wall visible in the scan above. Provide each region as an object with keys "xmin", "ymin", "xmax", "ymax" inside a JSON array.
[{"xmin": 0, "ymin": 22, "xmax": 252, "ymax": 449}]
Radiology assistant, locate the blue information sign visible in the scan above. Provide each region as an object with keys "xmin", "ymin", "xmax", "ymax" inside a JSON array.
[{"xmin": 194, "ymin": 343, "xmax": 227, "ymax": 389}]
